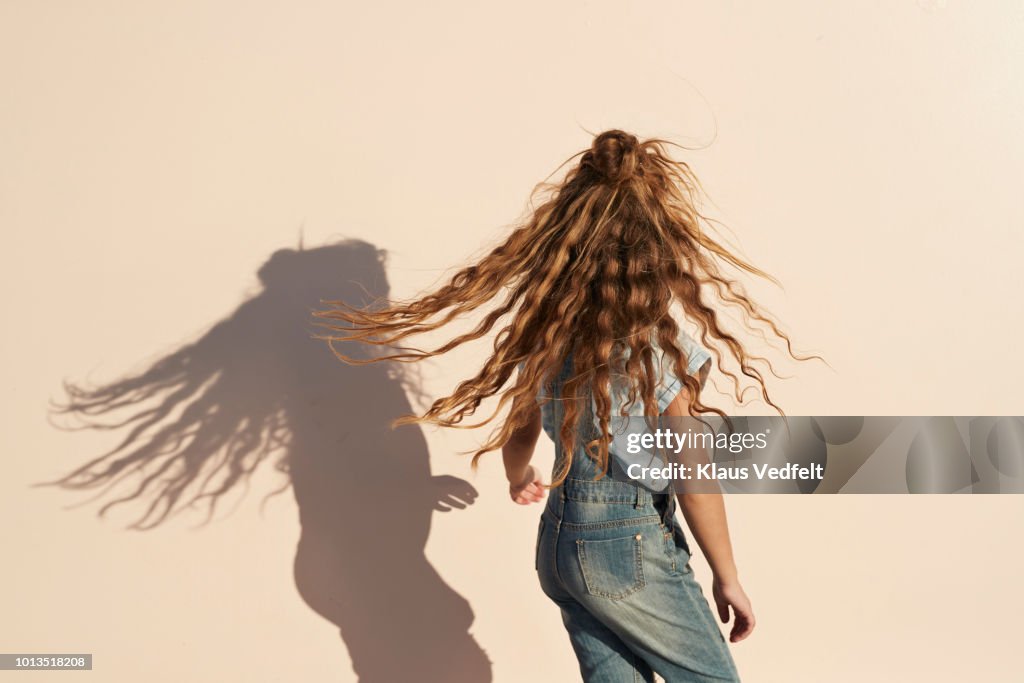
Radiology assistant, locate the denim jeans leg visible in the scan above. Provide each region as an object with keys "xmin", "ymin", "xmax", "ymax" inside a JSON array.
[
  {"xmin": 559, "ymin": 600, "xmax": 656, "ymax": 683},
  {"xmin": 558, "ymin": 520, "xmax": 741, "ymax": 682}
]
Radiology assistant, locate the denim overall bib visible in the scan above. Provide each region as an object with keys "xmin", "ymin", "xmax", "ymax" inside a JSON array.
[{"xmin": 532, "ymin": 343, "xmax": 741, "ymax": 683}]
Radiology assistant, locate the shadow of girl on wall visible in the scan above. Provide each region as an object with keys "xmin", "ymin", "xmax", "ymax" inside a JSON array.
[{"xmin": 42, "ymin": 238, "xmax": 491, "ymax": 682}]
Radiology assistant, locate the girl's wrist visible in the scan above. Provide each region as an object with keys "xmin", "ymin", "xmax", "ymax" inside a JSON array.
[
  {"xmin": 505, "ymin": 464, "xmax": 530, "ymax": 484},
  {"xmin": 704, "ymin": 546, "xmax": 739, "ymax": 585},
  {"xmin": 712, "ymin": 567, "xmax": 740, "ymax": 586}
]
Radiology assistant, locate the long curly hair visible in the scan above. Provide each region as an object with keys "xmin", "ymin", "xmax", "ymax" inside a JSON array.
[{"xmin": 312, "ymin": 129, "xmax": 821, "ymax": 486}]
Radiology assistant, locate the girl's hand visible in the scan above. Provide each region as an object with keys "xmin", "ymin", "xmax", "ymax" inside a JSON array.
[
  {"xmin": 712, "ymin": 577, "xmax": 756, "ymax": 643},
  {"xmin": 509, "ymin": 465, "xmax": 545, "ymax": 505}
]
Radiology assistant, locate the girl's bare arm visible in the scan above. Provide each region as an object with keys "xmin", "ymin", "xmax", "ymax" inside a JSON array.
[
  {"xmin": 662, "ymin": 364, "xmax": 756, "ymax": 643},
  {"xmin": 501, "ymin": 394, "xmax": 544, "ymax": 505}
]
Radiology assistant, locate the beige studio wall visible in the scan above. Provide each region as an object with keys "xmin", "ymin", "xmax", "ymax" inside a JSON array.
[{"xmin": 2, "ymin": 1, "xmax": 1023, "ymax": 681}]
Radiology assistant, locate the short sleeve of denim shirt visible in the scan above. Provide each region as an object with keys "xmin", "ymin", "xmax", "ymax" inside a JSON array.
[
  {"xmin": 654, "ymin": 330, "xmax": 711, "ymax": 414},
  {"xmin": 517, "ymin": 359, "xmax": 561, "ymax": 441}
]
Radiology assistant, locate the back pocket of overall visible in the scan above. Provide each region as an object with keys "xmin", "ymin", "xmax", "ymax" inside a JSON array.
[{"xmin": 576, "ymin": 533, "xmax": 646, "ymax": 599}]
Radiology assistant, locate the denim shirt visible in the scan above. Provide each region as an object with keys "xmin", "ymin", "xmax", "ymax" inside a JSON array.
[{"xmin": 522, "ymin": 330, "xmax": 712, "ymax": 457}]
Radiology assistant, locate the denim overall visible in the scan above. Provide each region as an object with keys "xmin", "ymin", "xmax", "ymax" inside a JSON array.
[{"xmin": 533, "ymin": 346, "xmax": 741, "ymax": 682}]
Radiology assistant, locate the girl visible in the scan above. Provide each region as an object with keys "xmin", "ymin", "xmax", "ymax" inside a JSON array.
[{"xmin": 315, "ymin": 129, "xmax": 813, "ymax": 681}]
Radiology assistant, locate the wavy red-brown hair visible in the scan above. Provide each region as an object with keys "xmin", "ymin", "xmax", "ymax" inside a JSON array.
[{"xmin": 312, "ymin": 130, "xmax": 821, "ymax": 486}]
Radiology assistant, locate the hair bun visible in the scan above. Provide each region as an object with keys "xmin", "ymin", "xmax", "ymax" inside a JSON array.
[{"xmin": 582, "ymin": 130, "xmax": 643, "ymax": 184}]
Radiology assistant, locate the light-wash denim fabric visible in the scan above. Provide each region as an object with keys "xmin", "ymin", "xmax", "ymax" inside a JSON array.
[
  {"xmin": 530, "ymin": 332, "xmax": 740, "ymax": 682},
  {"xmin": 536, "ymin": 331, "xmax": 711, "ymax": 447},
  {"xmin": 530, "ymin": 331, "xmax": 712, "ymax": 492}
]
